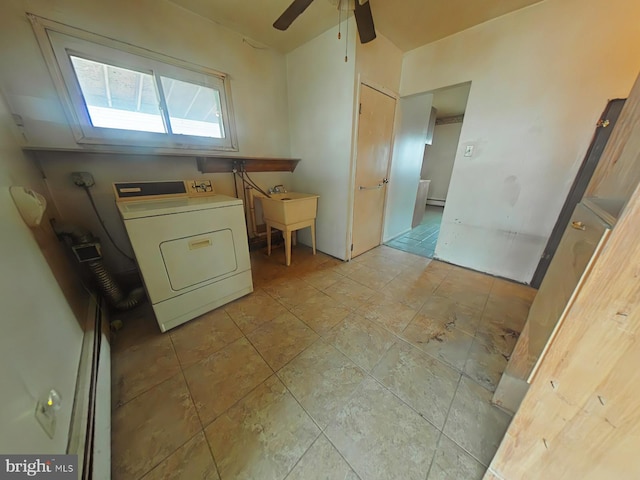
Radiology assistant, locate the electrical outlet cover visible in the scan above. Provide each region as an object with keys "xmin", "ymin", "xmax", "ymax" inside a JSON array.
[
  {"xmin": 35, "ymin": 400, "xmax": 56, "ymax": 439},
  {"xmin": 71, "ymin": 171, "xmax": 95, "ymax": 187}
]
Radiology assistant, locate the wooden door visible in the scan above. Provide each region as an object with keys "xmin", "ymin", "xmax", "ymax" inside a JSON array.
[{"xmin": 351, "ymin": 84, "xmax": 396, "ymax": 257}]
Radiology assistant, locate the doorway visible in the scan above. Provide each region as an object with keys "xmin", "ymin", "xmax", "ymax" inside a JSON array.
[
  {"xmin": 351, "ymin": 83, "xmax": 396, "ymax": 258},
  {"xmin": 386, "ymin": 82, "xmax": 471, "ymax": 258}
]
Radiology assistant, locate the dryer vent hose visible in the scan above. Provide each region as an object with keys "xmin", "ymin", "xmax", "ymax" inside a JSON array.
[
  {"xmin": 86, "ymin": 261, "xmax": 146, "ymax": 311},
  {"xmin": 54, "ymin": 223, "xmax": 144, "ymax": 311}
]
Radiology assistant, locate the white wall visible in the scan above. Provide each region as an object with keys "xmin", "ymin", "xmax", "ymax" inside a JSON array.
[
  {"xmin": 401, "ymin": 0, "xmax": 640, "ymax": 282},
  {"xmin": 421, "ymin": 122, "xmax": 463, "ymax": 202},
  {"xmin": 0, "ymin": 92, "xmax": 86, "ymax": 454},
  {"xmin": 0, "ymin": 0, "xmax": 293, "ymax": 272},
  {"xmin": 287, "ymin": 23, "xmax": 357, "ymax": 260},
  {"xmin": 383, "ymin": 93, "xmax": 433, "ymax": 241},
  {"xmin": 356, "ymin": 32, "xmax": 403, "ymax": 93}
]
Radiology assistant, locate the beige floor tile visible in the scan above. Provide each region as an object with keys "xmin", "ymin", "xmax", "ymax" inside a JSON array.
[
  {"xmin": 169, "ymin": 309, "xmax": 243, "ymax": 368},
  {"xmin": 434, "ymin": 277, "xmax": 492, "ymax": 311},
  {"xmin": 464, "ymin": 339, "xmax": 508, "ymax": 392},
  {"xmin": 110, "ymin": 302, "xmax": 158, "ymax": 353},
  {"xmin": 263, "ymin": 278, "xmax": 320, "ymax": 309},
  {"xmin": 417, "ymin": 296, "xmax": 482, "ymax": 336},
  {"xmin": 286, "ymin": 435, "xmax": 359, "ymax": 480},
  {"xmin": 380, "ymin": 278, "xmax": 435, "ymax": 310},
  {"xmin": 278, "ymin": 340, "xmax": 366, "ymax": 429},
  {"xmin": 299, "ymin": 267, "xmax": 345, "ymax": 291},
  {"xmin": 387, "ymin": 248, "xmax": 433, "ymax": 269},
  {"xmin": 325, "ymin": 377, "xmax": 439, "ymax": 480},
  {"xmin": 475, "ymin": 313, "xmax": 523, "ymax": 357},
  {"xmin": 401, "ymin": 313, "xmax": 475, "ymax": 371},
  {"xmin": 291, "ymin": 292, "xmax": 351, "ymax": 335},
  {"xmin": 183, "ymin": 337, "xmax": 272, "ymax": 426},
  {"xmin": 247, "ymin": 311, "xmax": 319, "ymax": 370},
  {"xmin": 112, "ymin": 374, "xmax": 201, "ymax": 480},
  {"xmin": 424, "ymin": 260, "xmax": 454, "ymax": 276},
  {"xmin": 372, "ymin": 342, "xmax": 460, "ymax": 429},
  {"xmin": 443, "ymin": 376, "xmax": 512, "ymax": 466},
  {"xmin": 445, "ymin": 265, "xmax": 494, "ymax": 287},
  {"xmin": 490, "ymin": 278, "xmax": 537, "ymax": 302},
  {"xmin": 427, "ymin": 434, "xmax": 485, "ymax": 480},
  {"xmin": 327, "ymin": 259, "xmax": 365, "ymax": 276},
  {"xmin": 323, "ymin": 277, "xmax": 377, "ymax": 310},
  {"xmin": 140, "ymin": 432, "xmax": 220, "ymax": 480},
  {"xmin": 206, "ymin": 376, "xmax": 320, "ymax": 480},
  {"xmin": 394, "ymin": 262, "xmax": 449, "ymax": 288},
  {"xmin": 482, "ymin": 293, "xmax": 532, "ymax": 331},
  {"xmin": 224, "ymin": 289, "xmax": 289, "ymax": 335},
  {"xmin": 356, "ymin": 293, "xmax": 418, "ymax": 334},
  {"xmin": 111, "ymin": 328, "xmax": 181, "ymax": 409},
  {"xmin": 346, "ymin": 263, "xmax": 400, "ymax": 291},
  {"xmin": 351, "ymin": 252, "xmax": 405, "ymax": 277},
  {"xmin": 325, "ymin": 314, "xmax": 396, "ymax": 372}
]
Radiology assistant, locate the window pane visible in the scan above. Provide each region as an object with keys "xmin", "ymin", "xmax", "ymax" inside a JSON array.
[
  {"xmin": 161, "ymin": 77, "xmax": 224, "ymax": 138},
  {"xmin": 70, "ymin": 56, "xmax": 166, "ymax": 133}
]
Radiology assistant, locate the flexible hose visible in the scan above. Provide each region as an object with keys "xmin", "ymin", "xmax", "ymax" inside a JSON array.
[
  {"xmin": 86, "ymin": 261, "xmax": 145, "ymax": 310},
  {"xmin": 54, "ymin": 223, "xmax": 144, "ymax": 311}
]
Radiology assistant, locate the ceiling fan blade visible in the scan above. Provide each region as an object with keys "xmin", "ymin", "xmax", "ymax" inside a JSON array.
[
  {"xmin": 273, "ymin": 0, "xmax": 315, "ymax": 31},
  {"xmin": 353, "ymin": 0, "xmax": 376, "ymax": 43}
]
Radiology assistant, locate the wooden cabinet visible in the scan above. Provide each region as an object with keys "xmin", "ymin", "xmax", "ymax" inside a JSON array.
[{"xmin": 493, "ymin": 202, "xmax": 613, "ymax": 412}]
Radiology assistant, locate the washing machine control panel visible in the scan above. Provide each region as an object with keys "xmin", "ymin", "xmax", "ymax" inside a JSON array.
[
  {"xmin": 114, "ymin": 180, "xmax": 216, "ymax": 201},
  {"xmin": 188, "ymin": 180, "xmax": 215, "ymax": 196}
]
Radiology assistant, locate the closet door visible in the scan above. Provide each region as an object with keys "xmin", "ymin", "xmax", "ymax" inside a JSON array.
[{"xmin": 527, "ymin": 202, "xmax": 611, "ymax": 378}]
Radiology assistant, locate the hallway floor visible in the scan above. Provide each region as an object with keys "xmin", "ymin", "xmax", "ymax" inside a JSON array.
[
  {"xmin": 387, "ymin": 205, "xmax": 444, "ymax": 258},
  {"xmin": 110, "ymin": 244, "xmax": 536, "ymax": 480}
]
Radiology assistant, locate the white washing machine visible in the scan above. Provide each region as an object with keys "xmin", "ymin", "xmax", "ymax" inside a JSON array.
[{"xmin": 114, "ymin": 180, "xmax": 253, "ymax": 332}]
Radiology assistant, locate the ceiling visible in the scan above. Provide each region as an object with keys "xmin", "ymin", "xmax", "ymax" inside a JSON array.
[{"xmin": 168, "ymin": 0, "xmax": 543, "ymax": 53}]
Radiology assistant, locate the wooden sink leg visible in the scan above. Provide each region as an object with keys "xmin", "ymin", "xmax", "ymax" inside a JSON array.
[
  {"xmin": 311, "ymin": 221, "xmax": 317, "ymax": 255},
  {"xmin": 284, "ymin": 227, "xmax": 292, "ymax": 266},
  {"xmin": 266, "ymin": 223, "xmax": 272, "ymax": 256}
]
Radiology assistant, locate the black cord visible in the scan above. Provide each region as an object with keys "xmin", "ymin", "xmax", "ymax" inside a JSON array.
[
  {"xmin": 83, "ymin": 187, "xmax": 135, "ymax": 263},
  {"xmin": 233, "ymin": 171, "xmax": 239, "ymax": 198},
  {"xmin": 240, "ymin": 168, "xmax": 271, "ymax": 198}
]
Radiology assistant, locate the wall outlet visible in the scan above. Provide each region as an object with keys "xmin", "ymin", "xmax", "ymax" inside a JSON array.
[
  {"xmin": 464, "ymin": 145, "xmax": 474, "ymax": 157},
  {"xmin": 34, "ymin": 399, "xmax": 56, "ymax": 439},
  {"xmin": 71, "ymin": 171, "xmax": 95, "ymax": 188}
]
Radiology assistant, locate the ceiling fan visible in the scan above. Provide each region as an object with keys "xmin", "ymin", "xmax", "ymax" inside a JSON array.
[{"xmin": 273, "ymin": 0, "xmax": 376, "ymax": 44}]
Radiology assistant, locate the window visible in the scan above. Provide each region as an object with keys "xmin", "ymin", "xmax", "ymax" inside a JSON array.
[{"xmin": 29, "ymin": 15, "xmax": 238, "ymax": 151}]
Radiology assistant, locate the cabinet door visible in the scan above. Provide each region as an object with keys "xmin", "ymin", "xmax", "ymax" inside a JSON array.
[{"xmin": 527, "ymin": 203, "xmax": 611, "ymax": 374}]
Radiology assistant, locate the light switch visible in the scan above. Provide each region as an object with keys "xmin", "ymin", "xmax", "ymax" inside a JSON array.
[{"xmin": 464, "ymin": 145, "xmax": 474, "ymax": 157}]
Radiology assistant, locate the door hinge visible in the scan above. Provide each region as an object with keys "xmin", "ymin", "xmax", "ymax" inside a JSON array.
[
  {"xmin": 350, "ymin": 243, "xmax": 354, "ymax": 251},
  {"xmin": 596, "ymin": 119, "xmax": 610, "ymax": 128},
  {"xmin": 359, "ymin": 103, "xmax": 362, "ymax": 115}
]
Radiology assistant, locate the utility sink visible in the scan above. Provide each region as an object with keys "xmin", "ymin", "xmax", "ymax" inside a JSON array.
[
  {"xmin": 258, "ymin": 192, "xmax": 319, "ymax": 225},
  {"xmin": 255, "ymin": 192, "xmax": 319, "ymax": 266}
]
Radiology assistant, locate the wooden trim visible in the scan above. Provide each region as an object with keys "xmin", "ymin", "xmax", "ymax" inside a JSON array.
[
  {"xmin": 24, "ymin": 147, "xmax": 300, "ymax": 173},
  {"xmin": 196, "ymin": 156, "xmax": 300, "ymax": 173}
]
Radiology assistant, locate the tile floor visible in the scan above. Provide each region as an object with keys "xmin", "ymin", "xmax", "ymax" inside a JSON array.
[
  {"xmin": 386, "ymin": 205, "xmax": 444, "ymax": 258},
  {"xmin": 110, "ymin": 243, "xmax": 536, "ymax": 480}
]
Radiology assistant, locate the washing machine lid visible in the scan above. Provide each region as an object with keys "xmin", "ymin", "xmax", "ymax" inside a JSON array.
[{"xmin": 118, "ymin": 194, "xmax": 242, "ymax": 220}]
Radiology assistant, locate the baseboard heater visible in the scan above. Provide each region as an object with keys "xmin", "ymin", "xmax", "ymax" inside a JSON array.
[{"xmin": 67, "ymin": 294, "xmax": 111, "ymax": 479}]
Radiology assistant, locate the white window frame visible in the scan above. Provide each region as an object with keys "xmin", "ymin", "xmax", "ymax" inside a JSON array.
[{"xmin": 28, "ymin": 14, "xmax": 238, "ymax": 151}]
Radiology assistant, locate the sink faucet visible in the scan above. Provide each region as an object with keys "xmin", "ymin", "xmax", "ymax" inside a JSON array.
[{"xmin": 271, "ymin": 184, "xmax": 287, "ymax": 193}]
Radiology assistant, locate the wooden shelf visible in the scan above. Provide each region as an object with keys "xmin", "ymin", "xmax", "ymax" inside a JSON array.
[
  {"xmin": 23, "ymin": 146, "xmax": 301, "ymax": 173},
  {"xmin": 196, "ymin": 156, "xmax": 300, "ymax": 173}
]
